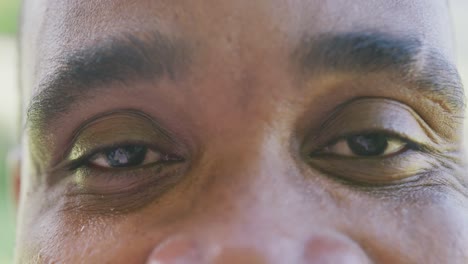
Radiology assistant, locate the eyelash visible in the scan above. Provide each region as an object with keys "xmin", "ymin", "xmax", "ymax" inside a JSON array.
[
  {"xmin": 311, "ymin": 130, "xmax": 425, "ymax": 157},
  {"xmin": 60, "ymin": 142, "xmax": 188, "ymax": 197},
  {"xmin": 71, "ymin": 130, "xmax": 426, "ymax": 167},
  {"xmin": 62, "ymin": 128, "xmax": 435, "ymax": 196},
  {"xmin": 67, "ymin": 141, "xmax": 174, "ymax": 171}
]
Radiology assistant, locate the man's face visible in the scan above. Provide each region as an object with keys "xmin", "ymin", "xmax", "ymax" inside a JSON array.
[{"xmin": 16, "ymin": 0, "xmax": 468, "ymax": 263}]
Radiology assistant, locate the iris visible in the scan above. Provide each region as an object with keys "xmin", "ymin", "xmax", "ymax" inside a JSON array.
[
  {"xmin": 346, "ymin": 134, "xmax": 388, "ymax": 156},
  {"xmin": 105, "ymin": 146, "xmax": 148, "ymax": 167}
]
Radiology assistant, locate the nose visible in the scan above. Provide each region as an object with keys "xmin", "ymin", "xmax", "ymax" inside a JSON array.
[
  {"xmin": 146, "ymin": 237, "xmax": 268, "ymax": 264},
  {"xmin": 146, "ymin": 238, "xmax": 201, "ymax": 264},
  {"xmin": 145, "ymin": 136, "xmax": 372, "ymax": 263},
  {"xmin": 303, "ymin": 233, "xmax": 372, "ymax": 264},
  {"xmin": 145, "ymin": 233, "xmax": 372, "ymax": 264}
]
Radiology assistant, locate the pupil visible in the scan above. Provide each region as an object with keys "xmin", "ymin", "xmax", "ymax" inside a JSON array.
[
  {"xmin": 346, "ymin": 134, "xmax": 388, "ymax": 156},
  {"xmin": 106, "ymin": 146, "xmax": 147, "ymax": 167}
]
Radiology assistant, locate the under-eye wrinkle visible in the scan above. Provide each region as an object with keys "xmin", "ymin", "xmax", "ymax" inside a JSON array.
[
  {"xmin": 305, "ymin": 98, "xmax": 456, "ymax": 186},
  {"xmin": 41, "ymin": 110, "xmax": 190, "ymax": 214},
  {"xmin": 47, "ymin": 109, "xmax": 187, "ymax": 195}
]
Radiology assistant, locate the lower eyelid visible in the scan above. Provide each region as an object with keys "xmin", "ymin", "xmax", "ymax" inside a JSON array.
[
  {"xmin": 307, "ymin": 150, "xmax": 437, "ymax": 184},
  {"xmin": 71, "ymin": 161, "xmax": 181, "ymax": 193},
  {"xmin": 63, "ymin": 165, "xmax": 186, "ymax": 214}
]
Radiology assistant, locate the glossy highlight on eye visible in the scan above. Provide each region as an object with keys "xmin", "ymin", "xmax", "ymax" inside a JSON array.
[{"xmin": 91, "ymin": 145, "xmax": 150, "ymax": 168}]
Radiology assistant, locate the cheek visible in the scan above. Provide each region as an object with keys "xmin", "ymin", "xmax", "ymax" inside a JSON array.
[
  {"xmin": 16, "ymin": 200, "xmax": 160, "ymax": 263},
  {"xmin": 360, "ymin": 196, "xmax": 468, "ymax": 263},
  {"xmin": 416, "ymin": 202, "xmax": 468, "ymax": 261}
]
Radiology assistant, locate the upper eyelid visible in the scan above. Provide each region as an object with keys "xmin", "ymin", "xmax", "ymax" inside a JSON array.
[
  {"xmin": 314, "ymin": 99, "xmax": 436, "ymax": 142},
  {"xmin": 63, "ymin": 110, "xmax": 182, "ymax": 161},
  {"xmin": 310, "ymin": 132, "xmax": 420, "ymax": 158},
  {"xmin": 45, "ymin": 111, "xmax": 184, "ymax": 186},
  {"xmin": 302, "ymin": 98, "xmax": 444, "ymax": 159},
  {"xmin": 322, "ymin": 130, "xmax": 414, "ymax": 147},
  {"xmin": 62, "ymin": 109, "xmax": 177, "ymax": 161}
]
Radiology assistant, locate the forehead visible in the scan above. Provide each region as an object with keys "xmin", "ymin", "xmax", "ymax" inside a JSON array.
[{"xmin": 21, "ymin": 0, "xmax": 453, "ymax": 97}]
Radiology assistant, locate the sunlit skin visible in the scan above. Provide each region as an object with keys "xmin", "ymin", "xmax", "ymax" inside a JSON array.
[{"xmin": 14, "ymin": 0, "xmax": 468, "ymax": 263}]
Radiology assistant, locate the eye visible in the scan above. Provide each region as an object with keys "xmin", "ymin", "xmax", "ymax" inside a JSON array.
[
  {"xmin": 321, "ymin": 133, "xmax": 408, "ymax": 157},
  {"xmin": 88, "ymin": 145, "xmax": 175, "ymax": 169}
]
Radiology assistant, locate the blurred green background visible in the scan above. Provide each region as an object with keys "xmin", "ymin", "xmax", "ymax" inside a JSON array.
[
  {"xmin": 1, "ymin": 0, "xmax": 21, "ymax": 263},
  {"xmin": 0, "ymin": 0, "xmax": 467, "ymax": 263}
]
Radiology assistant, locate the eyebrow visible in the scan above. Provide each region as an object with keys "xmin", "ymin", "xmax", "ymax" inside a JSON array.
[
  {"xmin": 296, "ymin": 32, "xmax": 465, "ymax": 111},
  {"xmin": 27, "ymin": 31, "xmax": 465, "ymax": 130},
  {"xmin": 27, "ymin": 31, "xmax": 190, "ymax": 128}
]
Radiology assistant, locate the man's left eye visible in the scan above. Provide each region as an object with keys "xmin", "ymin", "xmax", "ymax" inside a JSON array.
[
  {"xmin": 321, "ymin": 133, "xmax": 408, "ymax": 157},
  {"xmin": 89, "ymin": 145, "xmax": 164, "ymax": 168}
]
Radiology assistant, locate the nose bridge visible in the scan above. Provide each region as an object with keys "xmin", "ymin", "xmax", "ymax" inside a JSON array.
[
  {"xmin": 145, "ymin": 136, "xmax": 303, "ymax": 262},
  {"xmin": 195, "ymin": 130, "xmax": 300, "ymax": 218},
  {"xmin": 145, "ymin": 134, "xmax": 374, "ymax": 264}
]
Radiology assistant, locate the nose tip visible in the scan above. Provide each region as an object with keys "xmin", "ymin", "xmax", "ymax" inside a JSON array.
[
  {"xmin": 147, "ymin": 233, "xmax": 371, "ymax": 264},
  {"xmin": 146, "ymin": 237, "xmax": 201, "ymax": 264},
  {"xmin": 303, "ymin": 233, "xmax": 372, "ymax": 264},
  {"xmin": 146, "ymin": 237, "xmax": 269, "ymax": 264},
  {"xmin": 212, "ymin": 248, "xmax": 268, "ymax": 264}
]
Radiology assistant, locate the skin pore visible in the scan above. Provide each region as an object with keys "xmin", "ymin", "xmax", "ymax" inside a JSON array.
[{"xmin": 15, "ymin": 0, "xmax": 467, "ymax": 263}]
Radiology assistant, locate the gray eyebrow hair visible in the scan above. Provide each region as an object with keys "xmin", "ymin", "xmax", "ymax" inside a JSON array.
[
  {"xmin": 295, "ymin": 32, "xmax": 465, "ymax": 111},
  {"xmin": 27, "ymin": 31, "xmax": 190, "ymax": 129}
]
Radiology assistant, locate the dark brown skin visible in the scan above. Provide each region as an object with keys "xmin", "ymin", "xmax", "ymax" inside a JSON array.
[{"xmin": 15, "ymin": 0, "xmax": 468, "ymax": 263}]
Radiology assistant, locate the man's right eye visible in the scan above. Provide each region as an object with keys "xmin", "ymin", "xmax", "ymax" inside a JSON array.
[
  {"xmin": 88, "ymin": 145, "xmax": 177, "ymax": 169},
  {"xmin": 55, "ymin": 110, "xmax": 189, "ymax": 199},
  {"xmin": 50, "ymin": 111, "xmax": 191, "ymax": 213}
]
